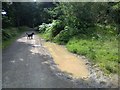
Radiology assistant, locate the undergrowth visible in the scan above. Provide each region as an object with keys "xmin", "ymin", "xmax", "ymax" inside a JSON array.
[{"xmin": 2, "ymin": 26, "xmax": 29, "ymax": 49}]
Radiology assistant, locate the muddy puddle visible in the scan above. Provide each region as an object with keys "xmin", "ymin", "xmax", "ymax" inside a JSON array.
[
  {"xmin": 44, "ymin": 42, "xmax": 89, "ymax": 79},
  {"xmin": 41, "ymin": 40, "xmax": 118, "ymax": 88}
]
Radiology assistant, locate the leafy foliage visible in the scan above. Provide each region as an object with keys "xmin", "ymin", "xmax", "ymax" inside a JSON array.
[
  {"xmin": 2, "ymin": 2, "xmax": 56, "ymax": 28},
  {"xmin": 38, "ymin": 2, "xmax": 119, "ymax": 74},
  {"xmin": 2, "ymin": 26, "xmax": 29, "ymax": 49},
  {"xmin": 39, "ymin": 20, "xmax": 64, "ymax": 40}
]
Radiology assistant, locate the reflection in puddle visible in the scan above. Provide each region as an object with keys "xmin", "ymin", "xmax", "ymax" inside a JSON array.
[
  {"xmin": 17, "ymin": 36, "xmax": 27, "ymax": 43},
  {"xmin": 17, "ymin": 36, "xmax": 35, "ymax": 45},
  {"xmin": 10, "ymin": 60, "xmax": 15, "ymax": 63},
  {"xmin": 30, "ymin": 47, "xmax": 38, "ymax": 55},
  {"xmin": 19, "ymin": 58, "xmax": 24, "ymax": 61},
  {"xmin": 32, "ymin": 45, "xmax": 41, "ymax": 47},
  {"xmin": 26, "ymin": 64, "xmax": 28, "ymax": 66}
]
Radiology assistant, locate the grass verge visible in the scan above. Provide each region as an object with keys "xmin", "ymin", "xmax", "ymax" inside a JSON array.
[
  {"xmin": 66, "ymin": 36, "xmax": 118, "ymax": 74},
  {"xmin": 2, "ymin": 26, "xmax": 29, "ymax": 49}
]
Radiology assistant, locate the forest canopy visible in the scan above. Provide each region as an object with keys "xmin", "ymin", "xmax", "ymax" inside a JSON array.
[{"xmin": 2, "ymin": 2, "xmax": 120, "ymax": 29}]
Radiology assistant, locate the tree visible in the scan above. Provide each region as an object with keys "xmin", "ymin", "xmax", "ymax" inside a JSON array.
[{"xmin": 2, "ymin": 2, "xmax": 56, "ymax": 28}]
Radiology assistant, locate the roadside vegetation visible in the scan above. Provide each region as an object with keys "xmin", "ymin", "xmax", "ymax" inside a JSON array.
[
  {"xmin": 2, "ymin": 26, "xmax": 29, "ymax": 49},
  {"xmin": 38, "ymin": 2, "xmax": 119, "ymax": 75},
  {"xmin": 39, "ymin": 21, "xmax": 119, "ymax": 75}
]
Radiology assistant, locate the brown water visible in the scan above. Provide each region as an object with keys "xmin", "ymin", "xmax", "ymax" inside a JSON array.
[{"xmin": 44, "ymin": 42, "xmax": 89, "ymax": 79}]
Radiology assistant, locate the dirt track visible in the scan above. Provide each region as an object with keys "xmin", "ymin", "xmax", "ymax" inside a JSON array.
[
  {"xmin": 44, "ymin": 42, "xmax": 89, "ymax": 79},
  {"xmin": 2, "ymin": 31, "xmax": 118, "ymax": 88},
  {"xmin": 2, "ymin": 32, "xmax": 76, "ymax": 88}
]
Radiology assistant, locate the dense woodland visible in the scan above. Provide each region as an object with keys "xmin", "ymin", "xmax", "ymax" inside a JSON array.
[{"xmin": 2, "ymin": 2, "xmax": 120, "ymax": 74}]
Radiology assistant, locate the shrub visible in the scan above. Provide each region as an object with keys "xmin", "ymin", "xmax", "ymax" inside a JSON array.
[
  {"xmin": 50, "ymin": 20, "xmax": 64, "ymax": 37},
  {"xmin": 2, "ymin": 28, "xmax": 18, "ymax": 41},
  {"xmin": 2, "ymin": 26, "xmax": 28, "ymax": 49},
  {"xmin": 39, "ymin": 20, "xmax": 64, "ymax": 41},
  {"xmin": 54, "ymin": 26, "xmax": 77, "ymax": 44},
  {"xmin": 39, "ymin": 23, "xmax": 48, "ymax": 33}
]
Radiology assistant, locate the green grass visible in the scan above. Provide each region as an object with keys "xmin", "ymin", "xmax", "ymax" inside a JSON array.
[
  {"xmin": 66, "ymin": 37, "xmax": 118, "ymax": 74},
  {"xmin": 2, "ymin": 36, "xmax": 17, "ymax": 49},
  {"xmin": 38, "ymin": 33, "xmax": 51, "ymax": 41}
]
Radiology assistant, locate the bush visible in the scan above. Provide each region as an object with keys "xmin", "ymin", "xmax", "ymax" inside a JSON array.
[
  {"xmin": 50, "ymin": 20, "xmax": 64, "ymax": 37},
  {"xmin": 54, "ymin": 26, "xmax": 77, "ymax": 44},
  {"xmin": 39, "ymin": 20, "xmax": 64, "ymax": 35},
  {"xmin": 2, "ymin": 28, "xmax": 19, "ymax": 41},
  {"xmin": 39, "ymin": 23, "xmax": 48, "ymax": 33},
  {"xmin": 39, "ymin": 20, "xmax": 65, "ymax": 41},
  {"xmin": 2, "ymin": 26, "xmax": 28, "ymax": 49}
]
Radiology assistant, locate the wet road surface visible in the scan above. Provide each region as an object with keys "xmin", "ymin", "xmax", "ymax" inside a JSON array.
[{"xmin": 2, "ymin": 32, "xmax": 76, "ymax": 88}]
